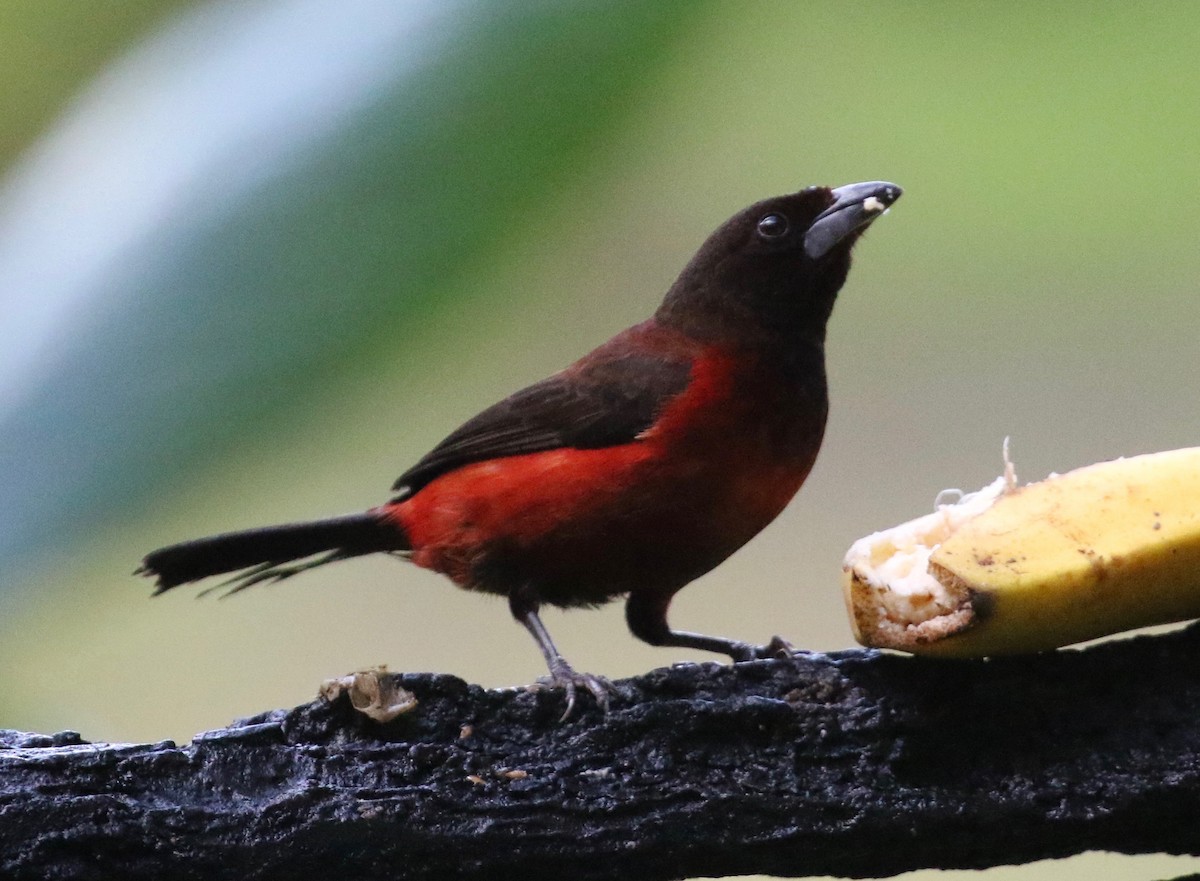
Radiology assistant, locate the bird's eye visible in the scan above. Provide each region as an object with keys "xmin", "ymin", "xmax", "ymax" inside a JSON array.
[{"xmin": 756, "ymin": 213, "xmax": 789, "ymax": 240}]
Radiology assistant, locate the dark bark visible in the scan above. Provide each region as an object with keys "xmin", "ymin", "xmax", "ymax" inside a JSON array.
[{"xmin": 3, "ymin": 623, "xmax": 1200, "ymax": 881}]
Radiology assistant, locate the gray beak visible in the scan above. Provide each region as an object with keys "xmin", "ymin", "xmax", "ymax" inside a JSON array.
[{"xmin": 803, "ymin": 181, "xmax": 902, "ymax": 260}]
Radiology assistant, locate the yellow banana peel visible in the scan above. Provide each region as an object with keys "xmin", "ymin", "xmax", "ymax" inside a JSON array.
[{"xmin": 842, "ymin": 446, "xmax": 1200, "ymax": 656}]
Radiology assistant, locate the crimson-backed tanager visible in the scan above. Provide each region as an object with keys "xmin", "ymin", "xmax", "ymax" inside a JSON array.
[{"xmin": 139, "ymin": 180, "xmax": 901, "ymax": 716}]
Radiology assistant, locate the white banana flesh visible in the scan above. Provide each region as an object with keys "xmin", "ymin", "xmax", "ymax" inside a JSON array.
[{"xmin": 842, "ymin": 447, "xmax": 1200, "ymax": 656}]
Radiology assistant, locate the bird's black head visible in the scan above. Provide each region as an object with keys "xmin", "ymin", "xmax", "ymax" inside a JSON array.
[{"xmin": 656, "ymin": 181, "xmax": 901, "ymax": 346}]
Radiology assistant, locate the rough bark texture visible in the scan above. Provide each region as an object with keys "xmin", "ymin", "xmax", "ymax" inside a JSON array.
[{"xmin": 2, "ymin": 624, "xmax": 1199, "ymax": 881}]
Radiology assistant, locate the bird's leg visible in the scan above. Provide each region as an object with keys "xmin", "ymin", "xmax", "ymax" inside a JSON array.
[
  {"xmin": 625, "ymin": 591, "xmax": 794, "ymax": 662},
  {"xmin": 510, "ymin": 591, "xmax": 613, "ymax": 720}
]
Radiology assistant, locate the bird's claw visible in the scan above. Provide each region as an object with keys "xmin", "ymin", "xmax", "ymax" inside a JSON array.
[
  {"xmin": 535, "ymin": 660, "xmax": 615, "ymax": 721},
  {"xmin": 729, "ymin": 634, "xmax": 796, "ymax": 662},
  {"xmin": 760, "ymin": 634, "xmax": 796, "ymax": 659}
]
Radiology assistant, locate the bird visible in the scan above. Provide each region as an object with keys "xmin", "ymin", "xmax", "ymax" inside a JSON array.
[{"xmin": 139, "ymin": 180, "xmax": 901, "ymax": 718}]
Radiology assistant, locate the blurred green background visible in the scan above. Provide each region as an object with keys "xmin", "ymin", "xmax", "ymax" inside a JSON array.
[{"xmin": 1, "ymin": 3, "xmax": 1197, "ymax": 878}]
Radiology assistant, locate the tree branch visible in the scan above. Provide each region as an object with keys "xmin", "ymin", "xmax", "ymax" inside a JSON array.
[{"xmin": 3, "ymin": 623, "xmax": 1200, "ymax": 881}]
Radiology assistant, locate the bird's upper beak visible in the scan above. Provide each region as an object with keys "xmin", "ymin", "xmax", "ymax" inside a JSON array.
[{"xmin": 803, "ymin": 181, "xmax": 902, "ymax": 260}]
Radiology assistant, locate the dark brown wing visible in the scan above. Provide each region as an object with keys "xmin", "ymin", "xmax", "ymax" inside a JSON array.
[{"xmin": 391, "ymin": 351, "xmax": 692, "ymax": 498}]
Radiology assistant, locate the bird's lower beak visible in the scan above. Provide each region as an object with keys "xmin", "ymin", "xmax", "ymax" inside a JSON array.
[{"xmin": 803, "ymin": 181, "xmax": 902, "ymax": 260}]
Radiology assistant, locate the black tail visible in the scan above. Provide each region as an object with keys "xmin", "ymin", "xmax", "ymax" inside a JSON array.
[{"xmin": 138, "ymin": 512, "xmax": 404, "ymax": 595}]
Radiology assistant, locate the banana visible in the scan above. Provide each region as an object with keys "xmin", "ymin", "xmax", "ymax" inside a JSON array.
[{"xmin": 842, "ymin": 446, "xmax": 1200, "ymax": 656}]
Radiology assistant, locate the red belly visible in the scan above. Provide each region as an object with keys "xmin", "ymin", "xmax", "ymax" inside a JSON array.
[{"xmin": 384, "ymin": 349, "xmax": 824, "ymax": 607}]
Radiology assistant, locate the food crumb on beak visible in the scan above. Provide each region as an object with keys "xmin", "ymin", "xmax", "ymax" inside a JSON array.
[{"xmin": 862, "ymin": 196, "xmax": 886, "ymax": 213}]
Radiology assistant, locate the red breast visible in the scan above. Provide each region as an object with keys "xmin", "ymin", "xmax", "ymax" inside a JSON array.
[{"xmin": 384, "ymin": 333, "xmax": 824, "ymax": 607}]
